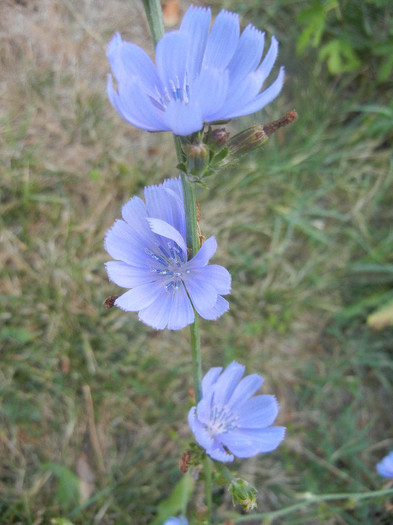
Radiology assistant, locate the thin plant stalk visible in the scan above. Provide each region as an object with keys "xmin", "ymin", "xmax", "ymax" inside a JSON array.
[
  {"xmin": 141, "ymin": 0, "xmax": 164, "ymax": 44},
  {"xmin": 140, "ymin": 0, "xmax": 210, "ymax": 518},
  {"xmin": 217, "ymin": 487, "xmax": 393, "ymax": 523}
]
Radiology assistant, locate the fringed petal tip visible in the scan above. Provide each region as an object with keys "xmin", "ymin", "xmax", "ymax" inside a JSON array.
[{"xmin": 107, "ymin": 32, "xmax": 122, "ymax": 56}]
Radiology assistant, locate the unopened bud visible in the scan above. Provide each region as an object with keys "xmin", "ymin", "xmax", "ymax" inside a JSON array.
[
  {"xmin": 205, "ymin": 127, "xmax": 230, "ymax": 147},
  {"xmin": 228, "ymin": 478, "xmax": 257, "ymax": 512},
  {"xmin": 186, "ymin": 143, "xmax": 210, "ymax": 178},
  {"xmin": 227, "ymin": 125, "xmax": 268, "ymax": 156}
]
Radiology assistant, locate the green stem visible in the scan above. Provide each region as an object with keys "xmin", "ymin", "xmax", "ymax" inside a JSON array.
[
  {"xmin": 189, "ymin": 309, "xmax": 202, "ymax": 401},
  {"xmin": 204, "ymin": 456, "xmax": 213, "ymax": 517},
  {"xmin": 141, "ymin": 0, "xmax": 164, "ymax": 45},
  {"xmin": 179, "ymin": 170, "xmax": 200, "ymax": 259},
  {"xmin": 216, "ymin": 487, "xmax": 393, "ymax": 523},
  {"xmin": 215, "ymin": 463, "xmax": 235, "ymax": 484},
  {"xmin": 175, "ymin": 141, "xmax": 202, "ymax": 400},
  {"xmin": 141, "ymin": 0, "xmax": 202, "ymax": 404},
  {"xmin": 140, "ymin": 0, "xmax": 209, "ymax": 515}
]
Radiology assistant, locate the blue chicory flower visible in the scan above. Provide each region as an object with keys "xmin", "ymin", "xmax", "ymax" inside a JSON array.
[
  {"xmin": 104, "ymin": 177, "xmax": 231, "ymax": 330},
  {"xmin": 376, "ymin": 451, "xmax": 393, "ymax": 478},
  {"xmin": 188, "ymin": 361, "xmax": 285, "ymax": 462},
  {"xmin": 107, "ymin": 5, "xmax": 284, "ymax": 136},
  {"xmin": 163, "ymin": 517, "xmax": 188, "ymax": 525}
]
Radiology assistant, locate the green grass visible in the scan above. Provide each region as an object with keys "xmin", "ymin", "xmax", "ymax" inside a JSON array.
[{"xmin": 1, "ymin": 0, "xmax": 393, "ymax": 523}]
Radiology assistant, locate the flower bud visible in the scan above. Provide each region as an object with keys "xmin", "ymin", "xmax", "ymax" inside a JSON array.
[
  {"xmin": 204, "ymin": 127, "xmax": 230, "ymax": 148},
  {"xmin": 228, "ymin": 478, "xmax": 258, "ymax": 512},
  {"xmin": 186, "ymin": 143, "xmax": 210, "ymax": 178},
  {"xmin": 227, "ymin": 125, "xmax": 268, "ymax": 156}
]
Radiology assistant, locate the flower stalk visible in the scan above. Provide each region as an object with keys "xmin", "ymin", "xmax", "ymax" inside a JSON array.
[
  {"xmin": 141, "ymin": 0, "xmax": 209, "ymax": 511},
  {"xmin": 141, "ymin": 0, "xmax": 164, "ymax": 45}
]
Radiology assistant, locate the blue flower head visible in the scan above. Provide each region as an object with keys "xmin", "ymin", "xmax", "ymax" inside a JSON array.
[
  {"xmin": 104, "ymin": 178, "xmax": 231, "ymax": 330},
  {"xmin": 107, "ymin": 5, "xmax": 284, "ymax": 136},
  {"xmin": 164, "ymin": 517, "xmax": 188, "ymax": 525},
  {"xmin": 188, "ymin": 361, "xmax": 285, "ymax": 462},
  {"xmin": 376, "ymin": 451, "xmax": 393, "ymax": 478}
]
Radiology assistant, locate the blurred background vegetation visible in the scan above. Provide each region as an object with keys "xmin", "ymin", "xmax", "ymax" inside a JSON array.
[{"xmin": 1, "ymin": 0, "xmax": 392, "ymax": 523}]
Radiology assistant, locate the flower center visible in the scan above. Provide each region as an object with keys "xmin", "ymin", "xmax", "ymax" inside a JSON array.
[
  {"xmin": 151, "ymin": 74, "xmax": 191, "ymax": 110},
  {"xmin": 146, "ymin": 240, "xmax": 190, "ymax": 291},
  {"xmin": 208, "ymin": 404, "xmax": 239, "ymax": 435}
]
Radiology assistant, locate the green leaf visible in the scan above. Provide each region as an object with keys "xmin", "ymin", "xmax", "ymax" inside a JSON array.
[
  {"xmin": 150, "ymin": 473, "xmax": 194, "ymax": 525},
  {"xmin": 318, "ymin": 39, "xmax": 361, "ymax": 74},
  {"xmin": 41, "ymin": 464, "xmax": 80, "ymax": 508},
  {"xmin": 296, "ymin": 4, "xmax": 326, "ymax": 54}
]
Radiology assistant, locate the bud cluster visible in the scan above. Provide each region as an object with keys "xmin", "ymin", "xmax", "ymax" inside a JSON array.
[{"xmin": 179, "ymin": 111, "xmax": 297, "ymax": 184}]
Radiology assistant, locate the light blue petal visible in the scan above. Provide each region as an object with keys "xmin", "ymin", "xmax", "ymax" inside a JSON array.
[
  {"xmin": 162, "ymin": 181, "xmax": 186, "ymax": 241},
  {"xmin": 227, "ymin": 374, "xmax": 264, "ymax": 408},
  {"xmin": 180, "ymin": 5, "xmax": 211, "ymax": 81},
  {"xmin": 164, "ymin": 99, "xmax": 204, "ymax": 136},
  {"xmin": 105, "ymin": 218, "xmax": 151, "ymax": 256},
  {"xmin": 117, "ymin": 79, "xmax": 169, "ymax": 130},
  {"xmin": 257, "ymin": 35, "xmax": 279, "ymax": 86},
  {"xmin": 104, "ymin": 221, "xmax": 151, "ymax": 266},
  {"xmin": 220, "ymin": 426, "xmax": 285, "ymax": 457},
  {"xmin": 212, "ymin": 362, "xmax": 245, "ymax": 406},
  {"xmin": 227, "ymin": 66, "xmax": 285, "ymax": 117},
  {"xmin": 187, "ymin": 236, "xmax": 217, "ymax": 269},
  {"xmin": 145, "ymin": 180, "xmax": 186, "ymax": 235},
  {"xmin": 114, "ymin": 282, "xmax": 163, "ymax": 311},
  {"xmin": 202, "ymin": 10, "xmax": 240, "ymax": 70},
  {"xmin": 195, "ymin": 295, "xmax": 229, "ymax": 321},
  {"xmin": 188, "ymin": 264, "xmax": 231, "ymax": 295},
  {"xmin": 201, "ymin": 366, "xmax": 222, "ymax": 397},
  {"xmin": 147, "ymin": 218, "xmax": 187, "ymax": 256},
  {"xmin": 155, "ymin": 31, "xmax": 189, "ymax": 93},
  {"xmin": 236, "ymin": 395, "xmax": 279, "ymax": 428},
  {"xmin": 138, "ymin": 288, "xmax": 173, "ymax": 329},
  {"xmin": 121, "ymin": 196, "xmax": 146, "ymax": 223},
  {"xmin": 107, "ymin": 76, "xmax": 168, "ymax": 131},
  {"xmin": 105, "ymin": 261, "xmax": 158, "ymax": 288},
  {"xmin": 196, "ymin": 394, "xmax": 214, "ymax": 426},
  {"xmin": 107, "ymin": 34, "xmax": 161, "ymax": 91},
  {"xmin": 185, "ymin": 278, "xmax": 218, "ymax": 313},
  {"xmin": 227, "ymin": 25, "xmax": 265, "ymax": 85},
  {"xmin": 206, "ymin": 442, "xmax": 234, "ymax": 462},
  {"xmin": 120, "ymin": 197, "xmax": 158, "ymax": 246},
  {"xmin": 162, "ymin": 177, "xmax": 183, "ymax": 200},
  {"xmin": 188, "ymin": 407, "xmax": 216, "ymax": 451},
  {"xmin": 376, "ymin": 452, "xmax": 393, "ymax": 478},
  {"xmin": 164, "ymin": 518, "xmax": 188, "ymax": 525},
  {"xmin": 166, "ymin": 284, "xmax": 195, "ymax": 330},
  {"xmin": 214, "ymin": 69, "xmax": 265, "ymax": 119},
  {"xmin": 193, "ymin": 68, "xmax": 229, "ymax": 122}
]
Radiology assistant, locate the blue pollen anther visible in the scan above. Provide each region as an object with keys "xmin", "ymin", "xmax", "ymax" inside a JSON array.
[{"xmin": 165, "ymin": 280, "xmax": 174, "ymax": 290}]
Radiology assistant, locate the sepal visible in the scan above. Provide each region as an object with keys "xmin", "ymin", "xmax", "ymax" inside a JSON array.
[{"xmin": 228, "ymin": 478, "xmax": 258, "ymax": 512}]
